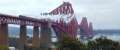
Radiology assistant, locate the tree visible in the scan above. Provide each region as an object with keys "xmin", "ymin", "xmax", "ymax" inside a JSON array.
[
  {"xmin": 58, "ymin": 35, "xmax": 87, "ymax": 50},
  {"xmin": 87, "ymin": 36, "xmax": 120, "ymax": 50}
]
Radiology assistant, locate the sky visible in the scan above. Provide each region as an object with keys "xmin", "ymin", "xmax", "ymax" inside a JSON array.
[{"xmin": 0, "ymin": 0, "xmax": 120, "ymax": 30}]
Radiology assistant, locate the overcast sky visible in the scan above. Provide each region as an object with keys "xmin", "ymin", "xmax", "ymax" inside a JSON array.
[{"xmin": 0, "ymin": 0, "xmax": 120, "ymax": 30}]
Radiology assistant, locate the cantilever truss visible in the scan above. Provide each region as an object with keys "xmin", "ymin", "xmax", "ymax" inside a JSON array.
[
  {"xmin": 42, "ymin": 2, "xmax": 74, "ymax": 15},
  {"xmin": 41, "ymin": 2, "xmax": 79, "ymax": 39}
]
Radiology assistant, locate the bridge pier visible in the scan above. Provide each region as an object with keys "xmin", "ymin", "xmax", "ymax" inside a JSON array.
[
  {"xmin": 18, "ymin": 25, "xmax": 27, "ymax": 50},
  {"xmin": 0, "ymin": 23, "xmax": 8, "ymax": 50},
  {"xmin": 32, "ymin": 26, "xmax": 40, "ymax": 50},
  {"xmin": 40, "ymin": 23, "xmax": 52, "ymax": 50}
]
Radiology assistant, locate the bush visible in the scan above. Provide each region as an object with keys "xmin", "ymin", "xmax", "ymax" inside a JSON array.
[{"xmin": 58, "ymin": 36, "xmax": 87, "ymax": 50}]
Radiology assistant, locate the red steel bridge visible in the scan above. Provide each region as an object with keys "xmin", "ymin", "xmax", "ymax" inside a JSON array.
[{"xmin": 0, "ymin": 2, "xmax": 93, "ymax": 50}]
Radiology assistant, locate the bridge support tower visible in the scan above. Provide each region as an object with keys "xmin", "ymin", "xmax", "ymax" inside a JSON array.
[
  {"xmin": 32, "ymin": 26, "xmax": 40, "ymax": 50},
  {"xmin": 0, "ymin": 23, "xmax": 8, "ymax": 50},
  {"xmin": 18, "ymin": 25, "xmax": 27, "ymax": 50},
  {"xmin": 40, "ymin": 23, "xmax": 52, "ymax": 50}
]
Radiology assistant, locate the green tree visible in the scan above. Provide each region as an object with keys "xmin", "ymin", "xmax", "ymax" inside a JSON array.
[
  {"xmin": 58, "ymin": 35, "xmax": 87, "ymax": 50},
  {"xmin": 87, "ymin": 36, "xmax": 120, "ymax": 50}
]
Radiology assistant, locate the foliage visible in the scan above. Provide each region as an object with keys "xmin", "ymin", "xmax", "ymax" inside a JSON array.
[
  {"xmin": 87, "ymin": 36, "xmax": 120, "ymax": 50},
  {"xmin": 58, "ymin": 36, "xmax": 87, "ymax": 50},
  {"xmin": 57, "ymin": 35, "xmax": 120, "ymax": 50}
]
